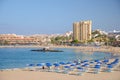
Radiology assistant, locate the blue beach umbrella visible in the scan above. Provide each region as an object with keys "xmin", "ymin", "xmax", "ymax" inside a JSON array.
[
  {"xmin": 28, "ymin": 64, "xmax": 35, "ymax": 67},
  {"xmin": 83, "ymin": 63, "xmax": 89, "ymax": 67},
  {"xmin": 84, "ymin": 60, "xmax": 89, "ymax": 63},
  {"xmin": 112, "ymin": 59, "xmax": 119, "ymax": 64},
  {"xmin": 77, "ymin": 67, "xmax": 84, "ymax": 71},
  {"xmin": 53, "ymin": 63, "xmax": 60, "ymax": 67},
  {"xmin": 96, "ymin": 62, "xmax": 101, "ymax": 65},
  {"xmin": 66, "ymin": 62, "xmax": 72, "ymax": 64},
  {"xmin": 94, "ymin": 65, "xmax": 101, "ymax": 69},
  {"xmin": 107, "ymin": 64, "xmax": 113, "ymax": 68},
  {"xmin": 46, "ymin": 63, "xmax": 52, "ymax": 67},
  {"xmin": 97, "ymin": 61, "xmax": 102, "ymax": 64},
  {"xmin": 90, "ymin": 61, "xmax": 94, "ymax": 64},
  {"xmin": 94, "ymin": 65, "xmax": 101, "ymax": 74},
  {"xmin": 70, "ymin": 64, "xmax": 76, "ymax": 66},
  {"xmin": 59, "ymin": 62, "xmax": 65, "ymax": 65},
  {"xmin": 95, "ymin": 60, "xmax": 100, "ymax": 62},
  {"xmin": 77, "ymin": 67, "xmax": 83, "ymax": 69},
  {"xmin": 74, "ymin": 60, "xmax": 79, "ymax": 65},
  {"xmin": 115, "ymin": 59, "xmax": 119, "ymax": 62},
  {"xmin": 103, "ymin": 59, "xmax": 109, "ymax": 63},
  {"xmin": 36, "ymin": 64, "xmax": 42, "ymax": 66},
  {"xmin": 106, "ymin": 64, "xmax": 114, "ymax": 72},
  {"xmin": 64, "ymin": 66, "xmax": 70, "ymax": 68}
]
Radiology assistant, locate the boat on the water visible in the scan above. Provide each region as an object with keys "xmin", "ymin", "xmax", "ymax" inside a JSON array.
[{"xmin": 31, "ymin": 47, "xmax": 63, "ymax": 52}]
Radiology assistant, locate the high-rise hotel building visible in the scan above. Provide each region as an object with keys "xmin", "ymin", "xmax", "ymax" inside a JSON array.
[{"xmin": 73, "ymin": 20, "xmax": 92, "ymax": 42}]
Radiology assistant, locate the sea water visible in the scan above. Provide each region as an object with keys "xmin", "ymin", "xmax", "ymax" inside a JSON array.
[{"xmin": 0, "ymin": 48, "xmax": 112, "ymax": 69}]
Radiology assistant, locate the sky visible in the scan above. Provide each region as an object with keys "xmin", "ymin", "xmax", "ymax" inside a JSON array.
[{"xmin": 0, "ymin": 0, "xmax": 120, "ymax": 35}]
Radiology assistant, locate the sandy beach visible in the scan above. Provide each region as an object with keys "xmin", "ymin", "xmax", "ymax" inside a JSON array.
[
  {"xmin": 0, "ymin": 45, "xmax": 120, "ymax": 80},
  {"xmin": 0, "ymin": 69, "xmax": 120, "ymax": 80}
]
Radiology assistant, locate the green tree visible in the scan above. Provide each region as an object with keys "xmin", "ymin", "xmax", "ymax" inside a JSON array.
[
  {"xmin": 4, "ymin": 40, "xmax": 9, "ymax": 45},
  {"xmin": 72, "ymin": 39, "xmax": 79, "ymax": 43},
  {"xmin": 92, "ymin": 30, "xmax": 100, "ymax": 35},
  {"xmin": 0, "ymin": 40, "xmax": 10, "ymax": 45},
  {"xmin": 87, "ymin": 39, "xmax": 94, "ymax": 43}
]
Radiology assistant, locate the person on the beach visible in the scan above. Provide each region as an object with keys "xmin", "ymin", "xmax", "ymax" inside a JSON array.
[{"xmin": 42, "ymin": 66, "xmax": 45, "ymax": 69}]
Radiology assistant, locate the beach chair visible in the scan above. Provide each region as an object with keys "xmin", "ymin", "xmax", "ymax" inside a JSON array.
[
  {"xmin": 105, "ymin": 58, "xmax": 120, "ymax": 72},
  {"xmin": 62, "ymin": 66, "xmax": 71, "ymax": 74},
  {"xmin": 105, "ymin": 64, "xmax": 113, "ymax": 72},
  {"xmin": 54, "ymin": 65, "xmax": 65, "ymax": 73},
  {"xmin": 68, "ymin": 68, "xmax": 83, "ymax": 76},
  {"xmin": 34, "ymin": 64, "xmax": 43, "ymax": 71},
  {"xmin": 94, "ymin": 65, "xmax": 101, "ymax": 74},
  {"xmin": 45, "ymin": 63, "xmax": 53, "ymax": 72},
  {"xmin": 26, "ymin": 64, "xmax": 36, "ymax": 71}
]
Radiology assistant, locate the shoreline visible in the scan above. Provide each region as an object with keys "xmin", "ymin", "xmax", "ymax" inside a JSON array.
[{"xmin": 0, "ymin": 45, "xmax": 120, "ymax": 54}]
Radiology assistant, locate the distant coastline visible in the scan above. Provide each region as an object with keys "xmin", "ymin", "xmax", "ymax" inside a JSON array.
[{"xmin": 0, "ymin": 45, "xmax": 120, "ymax": 54}]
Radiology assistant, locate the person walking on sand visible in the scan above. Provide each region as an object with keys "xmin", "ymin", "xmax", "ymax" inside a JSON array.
[{"xmin": 42, "ymin": 66, "xmax": 45, "ymax": 69}]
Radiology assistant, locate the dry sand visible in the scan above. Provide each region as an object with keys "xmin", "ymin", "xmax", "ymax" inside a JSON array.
[{"xmin": 0, "ymin": 70, "xmax": 120, "ymax": 80}]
